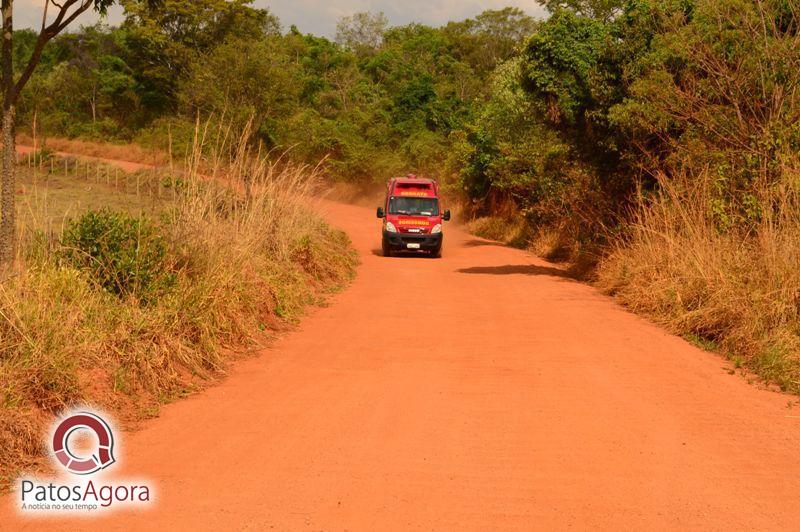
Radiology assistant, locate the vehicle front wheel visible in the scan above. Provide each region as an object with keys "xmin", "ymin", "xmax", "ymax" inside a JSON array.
[{"xmin": 382, "ymin": 240, "xmax": 393, "ymax": 257}]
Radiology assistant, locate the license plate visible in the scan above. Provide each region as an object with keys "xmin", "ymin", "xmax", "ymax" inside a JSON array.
[{"xmin": 406, "ymin": 243, "xmax": 421, "ymax": 249}]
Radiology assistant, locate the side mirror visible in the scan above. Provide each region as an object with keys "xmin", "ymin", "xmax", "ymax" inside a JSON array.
[
  {"xmin": 443, "ymin": 210, "xmax": 451, "ymax": 222},
  {"xmin": 376, "ymin": 207, "xmax": 385, "ymax": 219}
]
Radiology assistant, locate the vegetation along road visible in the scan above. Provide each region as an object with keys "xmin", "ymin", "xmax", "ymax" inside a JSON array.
[{"xmin": 3, "ymin": 199, "xmax": 798, "ymax": 530}]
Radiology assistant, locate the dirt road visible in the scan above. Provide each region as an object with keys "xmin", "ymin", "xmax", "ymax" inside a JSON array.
[
  {"xmin": 16, "ymin": 144, "xmax": 154, "ymax": 173},
  {"xmin": 4, "ymin": 200, "xmax": 800, "ymax": 530}
]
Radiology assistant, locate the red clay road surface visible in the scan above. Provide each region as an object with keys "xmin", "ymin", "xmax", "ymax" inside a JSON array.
[{"xmin": 3, "ymin": 200, "xmax": 800, "ymax": 530}]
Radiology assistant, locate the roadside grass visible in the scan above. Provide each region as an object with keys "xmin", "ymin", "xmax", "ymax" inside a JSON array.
[
  {"xmin": 597, "ymin": 174, "xmax": 800, "ymax": 394},
  {"xmin": 0, "ymin": 124, "xmax": 358, "ymax": 488},
  {"xmin": 464, "ymin": 173, "xmax": 800, "ymax": 395},
  {"xmin": 466, "ymin": 216, "xmax": 530, "ymax": 249},
  {"xmin": 466, "ymin": 215, "xmax": 599, "ymax": 279}
]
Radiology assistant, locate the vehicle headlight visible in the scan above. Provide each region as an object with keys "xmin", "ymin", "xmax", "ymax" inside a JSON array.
[
  {"xmin": 385, "ymin": 221, "xmax": 398, "ymax": 233},
  {"xmin": 431, "ymin": 224, "xmax": 442, "ymax": 234}
]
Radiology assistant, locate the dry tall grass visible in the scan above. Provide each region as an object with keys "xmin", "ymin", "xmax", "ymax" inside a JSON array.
[
  {"xmin": 466, "ymin": 216, "xmax": 529, "ymax": 248},
  {"xmin": 16, "ymin": 133, "xmax": 169, "ymax": 166},
  {"xmin": 598, "ymin": 172, "xmax": 800, "ymax": 392},
  {"xmin": 0, "ymin": 122, "xmax": 357, "ymax": 487}
]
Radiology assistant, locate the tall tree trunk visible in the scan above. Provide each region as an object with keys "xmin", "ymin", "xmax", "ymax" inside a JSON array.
[
  {"xmin": 0, "ymin": 104, "xmax": 14, "ymax": 265},
  {"xmin": 91, "ymin": 84, "xmax": 97, "ymax": 123},
  {"xmin": 0, "ymin": 0, "xmax": 106, "ymax": 264},
  {"xmin": 0, "ymin": 0, "xmax": 14, "ymax": 266}
]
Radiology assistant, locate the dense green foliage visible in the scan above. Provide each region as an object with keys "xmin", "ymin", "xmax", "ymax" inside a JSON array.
[
  {"xmin": 60, "ymin": 209, "xmax": 172, "ymax": 300},
  {"xmin": 16, "ymin": 4, "xmax": 535, "ymax": 184},
  {"xmin": 17, "ymin": 0, "xmax": 800, "ymax": 240}
]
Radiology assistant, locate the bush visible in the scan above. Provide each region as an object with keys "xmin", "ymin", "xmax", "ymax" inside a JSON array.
[
  {"xmin": 60, "ymin": 209, "xmax": 173, "ymax": 301},
  {"xmin": 28, "ymin": 147, "xmax": 55, "ymax": 166},
  {"xmin": 65, "ymin": 117, "xmax": 127, "ymax": 141}
]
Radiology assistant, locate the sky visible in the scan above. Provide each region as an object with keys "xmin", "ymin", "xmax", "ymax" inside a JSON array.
[{"xmin": 14, "ymin": 0, "xmax": 548, "ymax": 37}]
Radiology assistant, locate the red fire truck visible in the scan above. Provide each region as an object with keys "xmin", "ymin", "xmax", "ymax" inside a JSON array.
[{"xmin": 376, "ymin": 174, "xmax": 451, "ymax": 258}]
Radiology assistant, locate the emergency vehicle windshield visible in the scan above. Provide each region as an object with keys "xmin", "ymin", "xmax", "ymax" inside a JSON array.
[{"xmin": 389, "ymin": 197, "xmax": 440, "ymax": 216}]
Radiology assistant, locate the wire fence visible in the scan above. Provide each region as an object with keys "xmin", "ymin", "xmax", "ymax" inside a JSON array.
[{"xmin": 17, "ymin": 150, "xmax": 177, "ymax": 200}]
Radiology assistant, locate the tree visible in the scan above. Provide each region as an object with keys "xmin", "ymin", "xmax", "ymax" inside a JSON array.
[
  {"xmin": 521, "ymin": 10, "xmax": 610, "ymax": 125},
  {"xmin": 455, "ymin": 58, "xmax": 572, "ymax": 214},
  {"xmin": 54, "ymin": 25, "xmax": 137, "ymax": 126},
  {"xmin": 121, "ymin": 0, "xmax": 277, "ymax": 52},
  {"xmin": 335, "ymin": 12, "xmax": 388, "ymax": 57},
  {"xmin": 0, "ymin": 0, "xmax": 157, "ymax": 265},
  {"xmin": 120, "ymin": 0, "xmax": 278, "ymax": 114},
  {"xmin": 608, "ymin": 0, "xmax": 800, "ymax": 205},
  {"xmin": 537, "ymin": 0, "xmax": 625, "ymax": 21},
  {"xmin": 180, "ymin": 37, "xmax": 301, "ymax": 145},
  {"xmin": 444, "ymin": 8, "xmax": 538, "ymax": 77}
]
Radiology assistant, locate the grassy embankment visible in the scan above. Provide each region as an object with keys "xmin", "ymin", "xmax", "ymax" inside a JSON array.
[
  {"xmin": 0, "ymin": 127, "xmax": 357, "ymax": 488},
  {"xmin": 466, "ymin": 178, "xmax": 800, "ymax": 395},
  {"xmin": 597, "ymin": 175, "xmax": 800, "ymax": 393}
]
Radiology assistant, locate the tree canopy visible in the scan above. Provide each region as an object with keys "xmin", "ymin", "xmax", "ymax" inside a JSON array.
[{"xmin": 13, "ymin": 0, "xmax": 800, "ymax": 232}]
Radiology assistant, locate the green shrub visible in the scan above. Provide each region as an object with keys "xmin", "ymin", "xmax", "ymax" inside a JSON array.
[
  {"xmin": 29, "ymin": 147, "xmax": 55, "ymax": 166},
  {"xmin": 66, "ymin": 117, "xmax": 127, "ymax": 141},
  {"xmin": 60, "ymin": 209, "xmax": 174, "ymax": 301}
]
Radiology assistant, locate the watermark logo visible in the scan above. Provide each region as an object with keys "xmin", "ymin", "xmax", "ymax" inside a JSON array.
[
  {"xmin": 15, "ymin": 408, "xmax": 154, "ymax": 517},
  {"xmin": 52, "ymin": 412, "xmax": 116, "ymax": 475}
]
